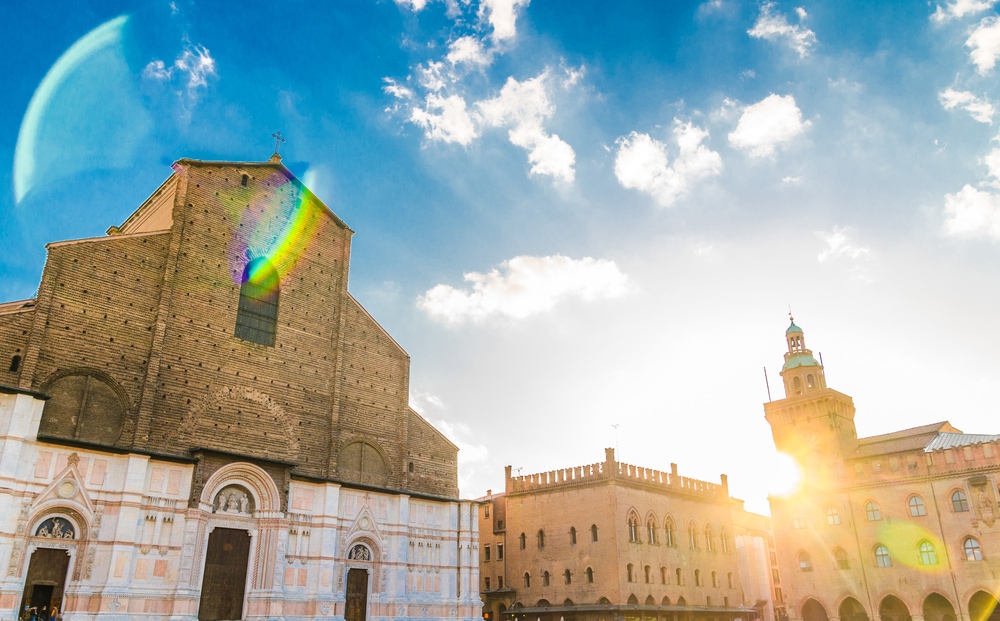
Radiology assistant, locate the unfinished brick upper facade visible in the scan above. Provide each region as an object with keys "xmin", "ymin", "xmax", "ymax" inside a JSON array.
[{"xmin": 0, "ymin": 155, "xmax": 459, "ymax": 498}]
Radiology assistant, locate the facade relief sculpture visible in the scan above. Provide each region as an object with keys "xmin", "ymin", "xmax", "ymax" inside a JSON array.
[{"xmin": 213, "ymin": 485, "xmax": 254, "ymax": 516}]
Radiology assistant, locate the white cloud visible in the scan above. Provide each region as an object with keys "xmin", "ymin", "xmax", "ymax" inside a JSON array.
[
  {"xmin": 931, "ymin": 0, "xmax": 997, "ymax": 23},
  {"xmin": 416, "ymin": 61, "xmax": 450, "ymax": 92},
  {"xmin": 447, "ymin": 35, "xmax": 493, "ymax": 66},
  {"xmin": 816, "ymin": 226, "xmax": 873, "ymax": 282},
  {"xmin": 478, "ymin": 72, "xmax": 576, "ymax": 182},
  {"xmin": 383, "ymin": 78, "xmax": 414, "ymax": 100},
  {"xmin": 939, "ymin": 88, "xmax": 995, "ymax": 123},
  {"xmin": 728, "ymin": 94, "xmax": 810, "ymax": 158},
  {"xmin": 943, "ymin": 184, "xmax": 1000, "ymax": 239},
  {"xmin": 478, "ymin": 0, "xmax": 530, "ymax": 41},
  {"xmin": 410, "ymin": 93, "xmax": 480, "ymax": 145},
  {"xmin": 782, "ymin": 175, "xmax": 802, "ymax": 184},
  {"xmin": 748, "ymin": 1, "xmax": 817, "ymax": 57},
  {"xmin": 142, "ymin": 45, "xmax": 217, "ymax": 92},
  {"xmin": 983, "ymin": 147, "xmax": 1000, "ymax": 184},
  {"xmin": 614, "ymin": 121, "xmax": 722, "ymax": 207},
  {"xmin": 967, "ymin": 16, "xmax": 1000, "ymax": 74},
  {"xmin": 417, "ymin": 255, "xmax": 633, "ymax": 324},
  {"xmin": 395, "ymin": 0, "xmax": 430, "ymax": 10}
]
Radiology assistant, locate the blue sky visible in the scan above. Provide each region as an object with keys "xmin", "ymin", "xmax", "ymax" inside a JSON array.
[{"xmin": 3, "ymin": 0, "xmax": 1000, "ymax": 513}]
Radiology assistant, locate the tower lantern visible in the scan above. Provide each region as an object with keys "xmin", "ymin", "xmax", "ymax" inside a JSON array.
[{"xmin": 780, "ymin": 318, "xmax": 827, "ymax": 397}]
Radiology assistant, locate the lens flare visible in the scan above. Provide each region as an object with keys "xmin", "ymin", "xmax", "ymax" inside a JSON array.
[
  {"xmin": 767, "ymin": 452, "xmax": 801, "ymax": 497},
  {"xmin": 877, "ymin": 520, "xmax": 946, "ymax": 571}
]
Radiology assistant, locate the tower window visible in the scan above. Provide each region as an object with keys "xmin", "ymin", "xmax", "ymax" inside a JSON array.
[
  {"xmin": 591, "ymin": 524, "xmax": 598, "ymax": 542},
  {"xmin": 570, "ymin": 526, "xmax": 577, "ymax": 544},
  {"xmin": 524, "ymin": 572, "xmax": 530, "ymax": 588},
  {"xmin": 627, "ymin": 564, "xmax": 634, "ymax": 583},
  {"xmin": 408, "ymin": 461, "xmax": 415, "ymax": 473},
  {"xmin": 241, "ymin": 174, "xmax": 249, "ymax": 186},
  {"xmin": 235, "ymin": 257, "xmax": 279, "ymax": 346},
  {"xmin": 586, "ymin": 567, "xmax": 594, "ymax": 583},
  {"xmin": 542, "ymin": 571, "xmax": 550, "ymax": 586},
  {"xmin": 519, "ymin": 533, "xmax": 526, "ymax": 549},
  {"xmin": 9, "ymin": 355, "xmax": 21, "ymax": 372},
  {"xmin": 537, "ymin": 529, "xmax": 545, "ymax": 549},
  {"xmin": 806, "ymin": 374, "xmax": 815, "ymax": 388}
]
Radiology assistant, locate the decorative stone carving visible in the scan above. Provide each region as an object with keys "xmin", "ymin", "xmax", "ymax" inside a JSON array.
[
  {"xmin": 7, "ymin": 541, "xmax": 22, "ymax": 576},
  {"xmin": 322, "ymin": 604, "xmax": 331, "ymax": 616},
  {"xmin": 108, "ymin": 598, "xmax": 122, "ymax": 612},
  {"xmin": 35, "ymin": 517, "xmax": 75, "ymax": 539},
  {"xmin": 213, "ymin": 484, "xmax": 254, "ymax": 515},
  {"xmin": 348, "ymin": 544, "xmax": 371, "ymax": 561}
]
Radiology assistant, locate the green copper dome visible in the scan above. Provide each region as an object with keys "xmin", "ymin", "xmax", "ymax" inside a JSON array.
[
  {"xmin": 783, "ymin": 353, "xmax": 820, "ymax": 371},
  {"xmin": 786, "ymin": 321, "xmax": 803, "ymax": 335}
]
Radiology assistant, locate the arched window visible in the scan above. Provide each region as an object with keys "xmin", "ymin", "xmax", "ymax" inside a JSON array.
[
  {"xmin": 591, "ymin": 524, "xmax": 598, "ymax": 542},
  {"xmin": 834, "ymin": 547, "xmax": 850, "ymax": 569},
  {"xmin": 827, "ymin": 507, "xmax": 841, "ymax": 525},
  {"xmin": 564, "ymin": 569, "xmax": 572, "ymax": 584},
  {"xmin": 665, "ymin": 518, "xmax": 675, "ymax": 546},
  {"xmin": 964, "ymin": 537, "xmax": 983, "ymax": 561},
  {"xmin": 626, "ymin": 564, "xmax": 634, "ymax": 582},
  {"xmin": 727, "ymin": 572, "xmax": 734, "ymax": 588},
  {"xmin": 711, "ymin": 571, "xmax": 718, "ymax": 587},
  {"xmin": 647, "ymin": 517, "xmax": 658, "ymax": 544},
  {"xmin": 952, "ymin": 491, "xmax": 970, "ymax": 512},
  {"xmin": 644, "ymin": 565, "xmax": 651, "ymax": 583},
  {"xmin": 586, "ymin": 567, "xmax": 594, "ymax": 583},
  {"xmin": 875, "ymin": 544, "xmax": 891, "ymax": 567},
  {"xmin": 694, "ymin": 569, "xmax": 702, "ymax": 585},
  {"xmin": 570, "ymin": 526, "xmax": 577, "ymax": 544},
  {"xmin": 798, "ymin": 551, "xmax": 813, "ymax": 572},
  {"xmin": 720, "ymin": 528, "xmax": 730, "ymax": 553},
  {"xmin": 705, "ymin": 524, "xmax": 714, "ymax": 551},
  {"xmin": 519, "ymin": 533, "xmax": 526, "ymax": 549},
  {"xmin": 865, "ymin": 502, "xmax": 882, "ymax": 521},
  {"xmin": 661, "ymin": 566, "xmax": 668, "ymax": 584},
  {"xmin": 689, "ymin": 522, "xmax": 698, "ymax": 549},
  {"xmin": 524, "ymin": 572, "xmax": 531, "ymax": 588},
  {"xmin": 537, "ymin": 529, "xmax": 545, "ymax": 549},
  {"xmin": 676, "ymin": 568, "xmax": 683, "ymax": 585},
  {"xmin": 909, "ymin": 496, "xmax": 927, "ymax": 517},
  {"xmin": 919, "ymin": 541, "xmax": 938, "ymax": 565},
  {"xmin": 807, "ymin": 374, "xmax": 815, "ymax": 388},
  {"xmin": 235, "ymin": 257, "xmax": 280, "ymax": 346},
  {"xmin": 542, "ymin": 571, "xmax": 550, "ymax": 586},
  {"xmin": 792, "ymin": 512, "xmax": 805, "ymax": 529},
  {"xmin": 793, "ymin": 376, "xmax": 802, "ymax": 390},
  {"xmin": 628, "ymin": 513, "xmax": 640, "ymax": 543}
]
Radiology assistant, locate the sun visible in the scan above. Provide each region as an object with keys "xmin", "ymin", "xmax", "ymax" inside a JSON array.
[{"xmin": 767, "ymin": 452, "xmax": 802, "ymax": 497}]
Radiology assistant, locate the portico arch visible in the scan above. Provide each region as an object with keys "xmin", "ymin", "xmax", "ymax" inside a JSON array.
[
  {"xmin": 802, "ymin": 599, "xmax": 829, "ymax": 621},
  {"xmin": 969, "ymin": 591, "xmax": 1000, "ymax": 621}
]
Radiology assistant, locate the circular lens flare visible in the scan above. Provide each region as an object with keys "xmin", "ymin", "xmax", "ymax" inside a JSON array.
[{"xmin": 767, "ymin": 452, "xmax": 801, "ymax": 497}]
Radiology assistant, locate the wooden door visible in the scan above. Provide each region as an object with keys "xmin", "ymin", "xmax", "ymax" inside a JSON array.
[
  {"xmin": 345, "ymin": 568, "xmax": 369, "ymax": 621},
  {"xmin": 20, "ymin": 548, "xmax": 69, "ymax": 617},
  {"xmin": 198, "ymin": 528, "xmax": 251, "ymax": 621}
]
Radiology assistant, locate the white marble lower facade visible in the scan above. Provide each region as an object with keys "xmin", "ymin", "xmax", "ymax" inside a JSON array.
[{"xmin": 0, "ymin": 388, "xmax": 482, "ymax": 621}]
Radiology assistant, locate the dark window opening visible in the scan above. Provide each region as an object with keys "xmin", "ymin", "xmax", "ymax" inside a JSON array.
[
  {"xmin": 241, "ymin": 174, "xmax": 249, "ymax": 186},
  {"xmin": 9, "ymin": 355, "xmax": 21, "ymax": 372},
  {"xmin": 235, "ymin": 258, "xmax": 279, "ymax": 346}
]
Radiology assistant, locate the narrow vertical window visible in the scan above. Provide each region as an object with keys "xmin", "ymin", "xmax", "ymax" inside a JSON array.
[
  {"xmin": 570, "ymin": 526, "xmax": 577, "ymax": 544},
  {"xmin": 524, "ymin": 572, "xmax": 531, "ymax": 588},
  {"xmin": 591, "ymin": 524, "xmax": 598, "ymax": 542},
  {"xmin": 665, "ymin": 518, "xmax": 675, "ymax": 546},
  {"xmin": 9, "ymin": 355, "xmax": 21, "ymax": 372},
  {"xmin": 586, "ymin": 567, "xmax": 594, "ymax": 583},
  {"xmin": 241, "ymin": 174, "xmax": 249, "ymax": 186},
  {"xmin": 519, "ymin": 533, "xmax": 526, "ymax": 550},
  {"xmin": 537, "ymin": 529, "xmax": 545, "ymax": 549},
  {"xmin": 235, "ymin": 257, "xmax": 279, "ymax": 346}
]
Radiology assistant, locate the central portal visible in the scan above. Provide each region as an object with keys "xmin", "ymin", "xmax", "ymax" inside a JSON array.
[
  {"xmin": 198, "ymin": 527, "xmax": 251, "ymax": 621},
  {"xmin": 19, "ymin": 548, "xmax": 70, "ymax": 617},
  {"xmin": 345, "ymin": 568, "xmax": 369, "ymax": 621}
]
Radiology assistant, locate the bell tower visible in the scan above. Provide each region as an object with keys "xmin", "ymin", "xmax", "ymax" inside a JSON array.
[{"xmin": 764, "ymin": 319, "xmax": 858, "ymax": 485}]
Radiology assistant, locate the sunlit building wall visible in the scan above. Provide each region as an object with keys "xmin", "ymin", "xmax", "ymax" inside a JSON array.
[{"xmin": 765, "ymin": 320, "xmax": 1000, "ymax": 621}]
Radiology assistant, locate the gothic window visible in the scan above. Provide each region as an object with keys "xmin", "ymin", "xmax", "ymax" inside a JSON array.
[
  {"xmin": 953, "ymin": 491, "xmax": 970, "ymax": 512},
  {"xmin": 798, "ymin": 551, "xmax": 812, "ymax": 572},
  {"xmin": 705, "ymin": 524, "xmax": 714, "ymax": 551},
  {"xmin": 827, "ymin": 507, "xmax": 841, "ymax": 525},
  {"xmin": 235, "ymin": 257, "xmax": 280, "ymax": 346},
  {"xmin": 834, "ymin": 547, "xmax": 850, "ymax": 569},
  {"xmin": 875, "ymin": 544, "xmax": 891, "ymax": 567},
  {"xmin": 570, "ymin": 526, "xmax": 577, "ymax": 544},
  {"xmin": 591, "ymin": 524, "xmax": 599, "ymax": 542},
  {"xmin": 665, "ymin": 518, "xmax": 675, "ymax": 546},
  {"xmin": 909, "ymin": 496, "xmax": 927, "ymax": 517},
  {"xmin": 524, "ymin": 572, "xmax": 531, "ymax": 588},
  {"xmin": 586, "ymin": 567, "xmax": 594, "ymax": 583},
  {"xmin": 647, "ymin": 516, "xmax": 658, "ymax": 544},
  {"xmin": 964, "ymin": 537, "xmax": 983, "ymax": 561},
  {"xmin": 792, "ymin": 512, "xmax": 805, "ymax": 529},
  {"xmin": 542, "ymin": 571, "xmax": 550, "ymax": 586},
  {"xmin": 919, "ymin": 541, "xmax": 938, "ymax": 565},
  {"xmin": 689, "ymin": 522, "xmax": 698, "ymax": 549},
  {"xmin": 720, "ymin": 527, "xmax": 729, "ymax": 553},
  {"xmin": 628, "ymin": 513, "xmax": 640, "ymax": 543},
  {"xmin": 565, "ymin": 569, "xmax": 572, "ymax": 584},
  {"xmin": 865, "ymin": 502, "xmax": 882, "ymax": 521},
  {"xmin": 519, "ymin": 532, "xmax": 526, "ymax": 549},
  {"xmin": 537, "ymin": 529, "xmax": 545, "ymax": 549}
]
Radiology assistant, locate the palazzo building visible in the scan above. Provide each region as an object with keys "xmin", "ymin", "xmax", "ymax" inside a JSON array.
[
  {"xmin": 476, "ymin": 449, "xmax": 760, "ymax": 621},
  {"xmin": 0, "ymin": 155, "xmax": 481, "ymax": 621},
  {"xmin": 765, "ymin": 320, "xmax": 1000, "ymax": 621}
]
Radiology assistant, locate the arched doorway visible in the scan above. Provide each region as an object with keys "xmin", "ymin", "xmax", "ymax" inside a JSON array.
[
  {"xmin": 345, "ymin": 543, "xmax": 374, "ymax": 621},
  {"xmin": 879, "ymin": 596, "xmax": 912, "ymax": 621},
  {"xmin": 802, "ymin": 599, "xmax": 829, "ymax": 621},
  {"xmin": 923, "ymin": 594, "xmax": 956, "ymax": 621},
  {"xmin": 19, "ymin": 548, "xmax": 71, "ymax": 617},
  {"xmin": 840, "ymin": 597, "xmax": 869, "ymax": 621},
  {"xmin": 969, "ymin": 591, "xmax": 1000, "ymax": 621},
  {"xmin": 198, "ymin": 527, "xmax": 251, "ymax": 620}
]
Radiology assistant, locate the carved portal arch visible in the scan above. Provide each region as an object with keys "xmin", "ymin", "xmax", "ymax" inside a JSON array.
[{"xmin": 199, "ymin": 462, "xmax": 281, "ymax": 514}]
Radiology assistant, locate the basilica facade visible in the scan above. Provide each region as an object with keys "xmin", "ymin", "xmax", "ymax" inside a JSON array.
[
  {"xmin": 765, "ymin": 321, "xmax": 1000, "ymax": 621},
  {"xmin": 0, "ymin": 156, "xmax": 481, "ymax": 620}
]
